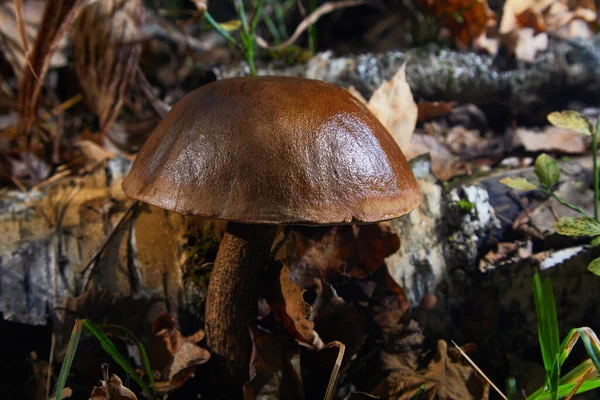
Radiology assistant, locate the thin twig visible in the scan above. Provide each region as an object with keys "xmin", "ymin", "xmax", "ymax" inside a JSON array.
[
  {"xmin": 136, "ymin": 66, "xmax": 170, "ymax": 118},
  {"xmin": 549, "ymin": 206, "xmax": 560, "ymax": 222},
  {"xmin": 80, "ymin": 201, "xmax": 138, "ymax": 292},
  {"xmin": 2, "ymin": 93, "xmax": 82, "ymax": 139},
  {"xmin": 255, "ymin": 0, "xmax": 366, "ymax": 51},
  {"xmin": 13, "ymin": 0, "xmax": 29, "ymax": 53},
  {"xmin": 451, "ymin": 340, "xmax": 508, "ymax": 400},
  {"xmin": 324, "ymin": 341, "xmax": 346, "ymax": 400}
]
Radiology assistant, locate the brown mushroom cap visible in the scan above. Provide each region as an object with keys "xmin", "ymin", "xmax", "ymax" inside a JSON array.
[{"xmin": 122, "ymin": 76, "xmax": 421, "ymax": 224}]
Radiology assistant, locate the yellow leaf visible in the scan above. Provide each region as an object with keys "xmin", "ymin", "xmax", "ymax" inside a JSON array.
[
  {"xmin": 218, "ymin": 19, "xmax": 241, "ymax": 32},
  {"xmin": 547, "ymin": 110, "xmax": 593, "ymax": 136},
  {"xmin": 366, "ymin": 63, "xmax": 417, "ymax": 151}
]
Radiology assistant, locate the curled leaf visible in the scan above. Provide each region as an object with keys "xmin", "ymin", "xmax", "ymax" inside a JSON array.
[
  {"xmin": 547, "ymin": 111, "xmax": 593, "ymax": 136},
  {"xmin": 90, "ymin": 374, "xmax": 137, "ymax": 400},
  {"xmin": 588, "ymin": 257, "xmax": 600, "ymax": 276},
  {"xmin": 553, "ymin": 216, "xmax": 600, "ymax": 237},
  {"xmin": 499, "ymin": 177, "xmax": 538, "ymax": 191},
  {"xmin": 534, "ymin": 154, "xmax": 560, "ymax": 189}
]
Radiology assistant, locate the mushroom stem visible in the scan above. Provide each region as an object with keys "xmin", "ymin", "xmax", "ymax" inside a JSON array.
[{"xmin": 205, "ymin": 221, "xmax": 277, "ymax": 384}]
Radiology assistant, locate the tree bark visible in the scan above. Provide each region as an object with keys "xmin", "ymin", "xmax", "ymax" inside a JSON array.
[
  {"xmin": 216, "ymin": 35, "xmax": 600, "ymax": 118},
  {"xmin": 205, "ymin": 221, "xmax": 277, "ymax": 386}
]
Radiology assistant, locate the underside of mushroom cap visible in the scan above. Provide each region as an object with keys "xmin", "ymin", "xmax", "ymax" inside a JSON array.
[{"xmin": 123, "ymin": 76, "xmax": 421, "ymax": 224}]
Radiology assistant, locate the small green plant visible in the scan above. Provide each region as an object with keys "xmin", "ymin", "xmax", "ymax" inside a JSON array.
[
  {"xmin": 204, "ymin": 0, "xmax": 266, "ymax": 76},
  {"xmin": 54, "ymin": 319, "xmax": 156, "ymax": 400},
  {"xmin": 519, "ymin": 271, "xmax": 600, "ymax": 400},
  {"xmin": 500, "ymin": 110, "xmax": 600, "ymax": 275}
]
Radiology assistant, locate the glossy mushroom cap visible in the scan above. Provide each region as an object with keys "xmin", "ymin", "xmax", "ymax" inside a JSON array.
[{"xmin": 123, "ymin": 76, "xmax": 421, "ymax": 224}]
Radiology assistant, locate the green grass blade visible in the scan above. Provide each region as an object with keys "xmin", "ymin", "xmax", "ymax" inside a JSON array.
[
  {"xmin": 577, "ymin": 328, "xmax": 600, "ymax": 372},
  {"xmin": 550, "ymin": 354, "xmax": 560, "ymax": 400},
  {"xmin": 559, "ymin": 359, "xmax": 595, "ymax": 385},
  {"xmin": 82, "ymin": 320, "xmax": 153, "ymax": 396},
  {"xmin": 54, "ymin": 319, "xmax": 84, "ymax": 400},
  {"xmin": 530, "ymin": 378, "xmax": 600, "ymax": 399},
  {"xmin": 204, "ymin": 11, "xmax": 238, "ymax": 46},
  {"xmin": 533, "ymin": 271, "xmax": 560, "ymax": 373},
  {"xmin": 101, "ymin": 324, "xmax": 156, "ymax": 392}
]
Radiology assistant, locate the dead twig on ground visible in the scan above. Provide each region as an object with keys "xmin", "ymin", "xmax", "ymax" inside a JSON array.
[
  {"xmin": 80, "ymin": 201, "xmax": 138, "ymax": 292},
  {"xmin": 255, "ymin": 0, "xmax": 366, "ymax": 51}
]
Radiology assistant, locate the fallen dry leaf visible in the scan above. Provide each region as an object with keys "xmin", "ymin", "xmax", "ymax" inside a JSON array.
[
  {"xmin": 311, "ymin": 280, "xmax": 364, "ymax": 366},
  {"xmin": 370, "ymin": 268, "xmax": 411, "ymax": 332},
  {"xmin": 264, "ymin": 261, "xmax": 323, "ymax": 348},
  {"xmin": 417, "ymin": 0, "xmax": 496, "ymax": 46},
  {"xmin": 75, "ymin": 139, "xmax": 117, "ymax": 163},
  {"xmin": 90, "ymin": 373, "xmax": 137, "ymax": 400},
  {"xmin": 513, "ymin": 126, "xmax": 588, "ymax": 153},
  {"xmin": 243, "ymin": 327, "xmax": 303, "ymax": 400},
  {"xmin": 499, "ymin": 0, "xmax": 597, "ymax": 60},
  {"xmin": 444, "ymin": 126, "xmax": 502, "ymax": 158},
  {"xmin": 148, "ymin": 314, "xmax": 211, "ymax": 392},
  {"xmin": 405, "ymin": 134, "xmax": 468, "ymax": 181},
  {"xmin": 373, "ymin": 340, "xmax": 489, "ymax": 400},
  {"xmin": 479, "ymin": 241, "xmax": 533, "ymax": 272},
  {"xmin": 417, "ymin": 101, "xmax": 457, "ymax": 122},
  {"xmin": 352, "ymin": 63, "xmax": 417, "ymax": 151},
  {"xmin": 72, "ymin": 0, "xmax": 144, "ymax": 135},
  {"xmin": 282, "ymin": 224, "xmax": 400, "ymax": 282}
]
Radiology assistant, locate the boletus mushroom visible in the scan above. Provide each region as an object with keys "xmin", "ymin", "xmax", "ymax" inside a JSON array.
[{"xmin": 122, "ymin": 76, "xmax": 421, "ymax": 385}]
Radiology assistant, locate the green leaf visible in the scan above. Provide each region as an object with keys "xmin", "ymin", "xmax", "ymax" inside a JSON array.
[
  {"xmin": 532, "ymin": 271, "xmax": 560, "ymax": 378},
  {"xmin": 547, "ymin": 111, "xmax": 593, "ymax": 136},
  {"xmin": 535, "ymin": 154, "xmax": 560, "ymax": 189},
  {"xmin": 499, "ymin": 177, "xmax": 538, "ymax": 191},
  {"xmin": 589, "ymin": 257, "xmax": 600, "ymax": 275},
  {"xmin": 590, "ymin": 236, "xmax": 600, "ymax": 247},
  {"xmin": 55, "ymin": 320, "xmax": 84, "ymax": 400},
  {"xmin": 531, "ymin": 378, "xmax": 600, "ymax": 399},
  {"xmin": 553, "ymin": 216, "xmax": 600, "ymax": 237}
]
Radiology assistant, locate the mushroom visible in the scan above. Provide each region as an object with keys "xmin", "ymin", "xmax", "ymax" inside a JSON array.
[{"xmin": 122, "ymin": 76, "xmax": 421, "ymax": 385}]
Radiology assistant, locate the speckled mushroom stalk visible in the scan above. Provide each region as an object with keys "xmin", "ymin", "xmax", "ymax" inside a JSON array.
[
  {"xmin": 122, "ymin": 76, "xmax": 421, "ymax": 389},
  {"xmin": 204, "ymin": 222, "xmax": 276, "ymax": 382}
]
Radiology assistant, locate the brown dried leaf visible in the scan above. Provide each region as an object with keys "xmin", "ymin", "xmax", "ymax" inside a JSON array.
[
  {"xmin": 417, "ymin": 101, "xmax": 457, "ymax": 122},
  {"xmin": 373, "ymin": 340, "xmax": 489, "ymax": 400},
  {"xmin": 149, "ymin": 314, "xmax": 210, "ymax": 392},
  {"xmin": 243, "ymin": 327, "xmax": 303, "ymax": 400},
  {"xmin": 284, "ymin": 224, "xmax": 400, "ymax": 282},
  {"xmin": 75, "ymin": 139, "xmax": 117, "ymax": 163},
  {"xmin": 366, "ymin": 63, "xmax": 417, "ymax": 150},
  {"xmin": 265, "ymin": 262, "xmax": 321, "ymax": 347},
  {"xmin": 89, "ymin": 374, "xmax": 137, "ymax": 400},
  {"xmin": 71, "ymin": 0, "xmax": 144, "ymax": 135},
  {"xmin": 311, "ymin": 280, "xmax": 364, "ymax": 366},
  {"xmin": 513, "ymin": 126, "xmax": 588, "ymax": 154},
  {"xmin": 371, "ymin": 268, "xmax": 411, "ymax": 332},
  {"xmin": 479, "ymin": 241, "xmax": 533, "ymax": 271},
  {"xmin": 18, "ymin": 0, "xmax": 86, "ymax": 137},
  {"xmin": 405, "ymin": 134, "xmax": 468, "ymax": 181},
  {"xmin": 417, "ymin": 0, "xmax": 496, "ymax": 46},
  {"xmin": 500, "ymin": 0, "xmax": 596, "ymax": 60}
]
